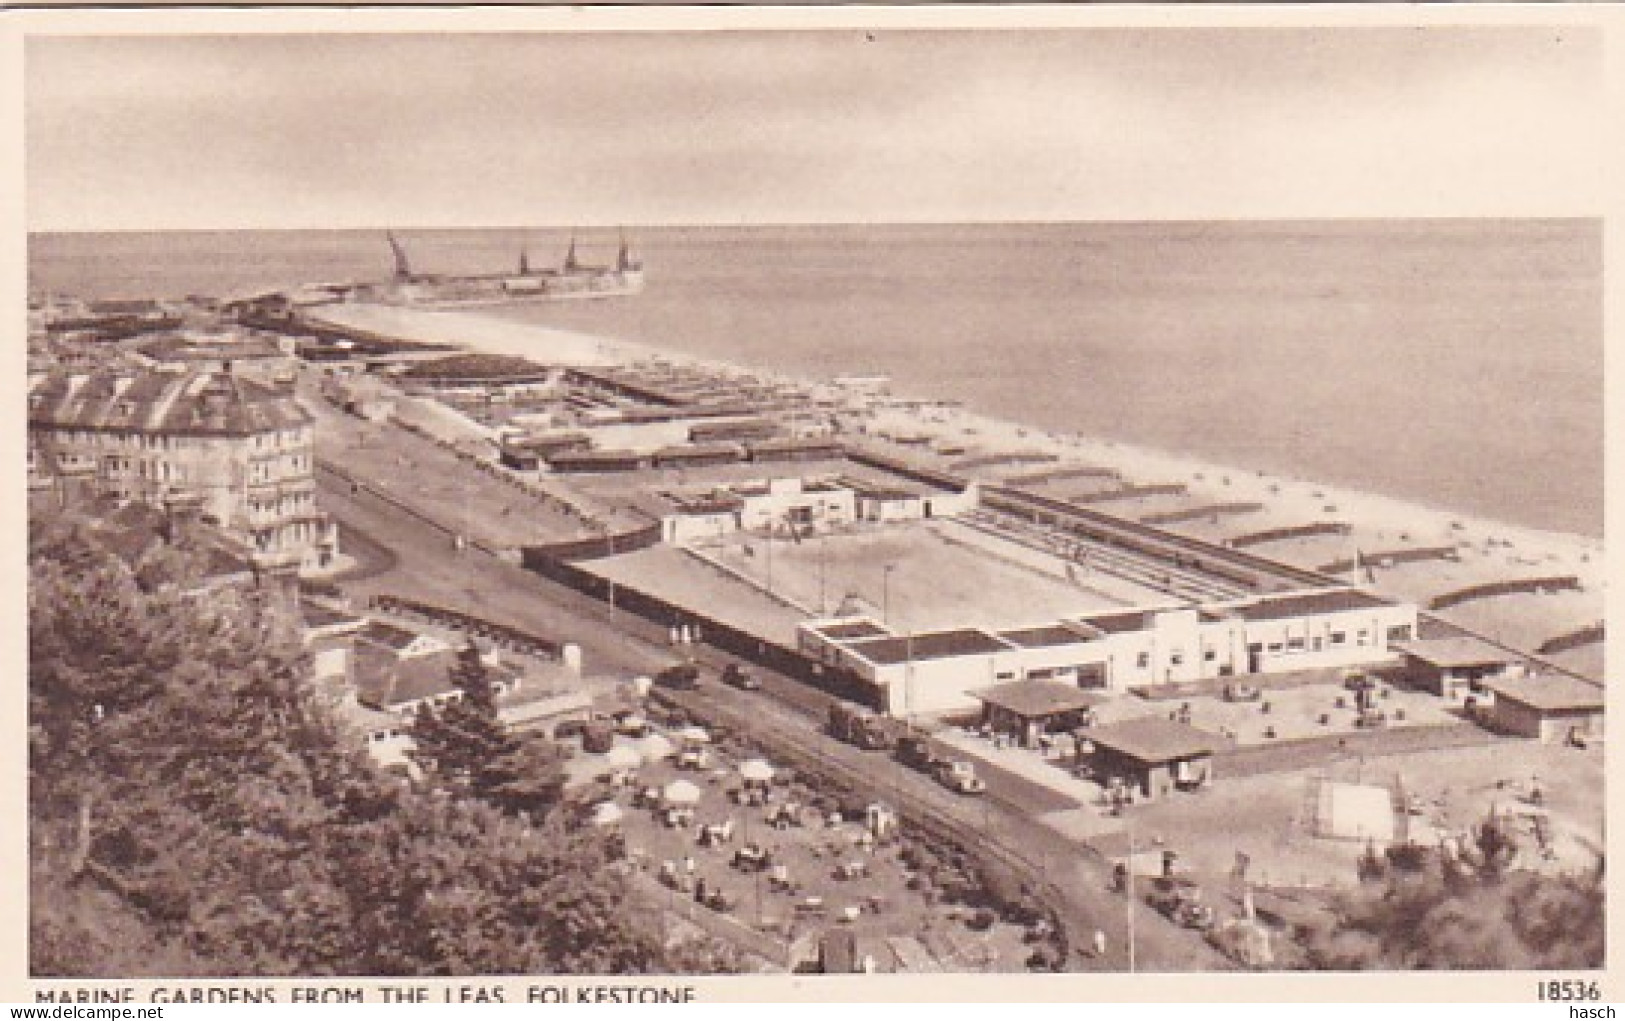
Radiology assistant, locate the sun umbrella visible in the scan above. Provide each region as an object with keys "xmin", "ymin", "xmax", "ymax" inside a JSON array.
[
  {"xmin": 591, "ymin": 801, "xmax": 623, "ymax": 826},
  {"xmin": 677, "ymin": 725, "xmax": 711, "ymax": 745},
  {"xmin": 635, "ymin": 733, "xmax": 676, "ymax": 762},
  {"xmin": 604, "ymin": 745, "xmax": 642, "ymax": 769},
  {"xmin": 663, "ymin": 779, "xmax": 702, "ymax": 806},
  {"xmin": 738, "ymin": 759, "xmax": 775, "ymax": 783}
]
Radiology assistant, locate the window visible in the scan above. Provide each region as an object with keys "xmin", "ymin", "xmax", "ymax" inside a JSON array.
[
  {"xmin": 1136, "ymin": 652, "xmax": 1150, "ymax": 669},
  {"xmin": 1026, "ymin": 668, "xmax": 1055, "ymax": 681},
  {"xmin": 1204, "ymin": 649, "xmax": 1217, "ymax": 662},
  {"xmin": 1330, "ymin": 631, "xmax": 1346, "ymax": 645},
  {"xmin": 1387, "ymin": 625, "xmax": 1413, "ymax": 643},
  {"xmin": 1356, "ymin": 630, "xmax": 1370, "ymax": 645},
  {"xmin": 1267, "ymin": 642, "xmax": 1283, "ymax": 653},
  {"xmin": 1169, "ymin": 651, "xmax": 1184, "ymax": 666},
  {"xmin": 1286, "ymin": 637, "xmax": 1305, "ymax": 652}
]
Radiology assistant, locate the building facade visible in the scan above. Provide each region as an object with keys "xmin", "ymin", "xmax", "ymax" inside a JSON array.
[
  {"xmin": 798, "ymin": 587, "xmax": 1420, "ymax": 717},
  {"xmin": 28, "ymin": 367, "xmax": 338, "ymax": 574}
]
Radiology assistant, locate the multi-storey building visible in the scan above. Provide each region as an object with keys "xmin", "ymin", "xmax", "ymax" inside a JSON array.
[{"xmin": 28, "ymin": 367, "xmax": 338, "ymax": 574}]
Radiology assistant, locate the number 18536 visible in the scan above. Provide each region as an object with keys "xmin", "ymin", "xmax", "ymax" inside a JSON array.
[{"xmin": 1537, "ymin": 979, "xmax": 1601, "ymax": 1002}]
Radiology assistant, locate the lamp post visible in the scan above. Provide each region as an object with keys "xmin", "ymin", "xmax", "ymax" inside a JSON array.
[
  {"xmin": 818, "ymin": 530, "xmax": 828, "ymax": 616},
  {"xmin": 602, "ymin": 524, "xmax": 617, "ymax": 626}
]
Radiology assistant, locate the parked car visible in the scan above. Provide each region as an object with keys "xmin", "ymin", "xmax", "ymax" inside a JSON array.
[
  {"xmin": 552, "ymin": 717, "xmax": 591, "ymax": 742},
  {"xmin": 935, "ymin": 759, "xmax": 987, "ymax": 796},
  {"xmin": 829, "ymin": 702, "xmax": 896, "ymax": 751},
  {"xmin": 1222, "ymin": 682, "xmax": 1261, "ymax": 703},
  {"xmin": 582, "ymin": 720, "xmax": 615, "ymax": 754},
  {"xmin": 654, "ymin": 663, "xmax": 701, "ymax": 691},
  {"xmin": 721, "ymin": 663, "xmax": 761, "ymax": 691},
  {"xmin": 895, "ymin": 734, "xmax": 939, "ymax": 772}
]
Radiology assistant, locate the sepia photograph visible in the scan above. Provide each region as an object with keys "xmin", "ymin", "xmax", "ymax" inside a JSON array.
[{"xmin": 10, "ymin": 8, "xmax": 1612, "ymax": 1001}]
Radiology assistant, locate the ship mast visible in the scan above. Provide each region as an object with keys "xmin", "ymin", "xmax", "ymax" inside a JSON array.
[
  {"xmin": 617, "ymin": 229, "xmax": 638, "ymax": 272},
  {"xmin": 518, "ymin": 247, "xmax": 530, "ymax": 276},
  {"xmin": 563, "ymin": 232, "xmax": 579, "ymax": 273},
  {"xmin": 386, "ymin": 231, "xmax": 413, "ymax": 282}
]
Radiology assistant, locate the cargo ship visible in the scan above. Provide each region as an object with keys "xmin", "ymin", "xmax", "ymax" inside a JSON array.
[{"xmin": 358, "ymin": 231, "xmax": 644, "ymax": 306}]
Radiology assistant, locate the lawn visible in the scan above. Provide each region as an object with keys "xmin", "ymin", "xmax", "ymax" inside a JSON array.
[{"xmin": 310, "ymin": 394, "xmax": 591, "ymax": 548}]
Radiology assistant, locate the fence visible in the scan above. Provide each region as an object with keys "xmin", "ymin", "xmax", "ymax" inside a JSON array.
[
  {"xmin": 1140, "ymin": 502, "xmax": 1264, "ymax": 526},
  {"xmin": 518, "ymin": 550, "xmax": 886, "ymax": 709},
  {"xmin": 1428, "ymin": 575, "xmax": 1582, "ymax": 611},
  {"xmin": 1538, "ymin": 622, "xmax": 1605, "ymax": 657},
  {"xmin": 1214, "ymin": 722, "xmax": 1494, "ymax": 780},
  {"xmin": 522, "ymin": 522, "xmax": 665, "ymax": 563},
  {"xmin": 847, "ymin": 447, "xmax": 973, "ymax": 494},
  {"xmin": 948, "ymin": 451, "xmax": 1060, "ymax": 471},
  {"xmin": 1317, "ymin": 546, "xmax": 1458, "ymax": 574},
  {"xmin": 1071, "ymin": 482, "xmax": 1188, "ymax": 504},
  {"xmin": 1002, "ymin": 465, "xmax": 1121, "ymax": 486},
  {"xmin": 1227, "ymin": 521, "xmax": 1352, "ymax": 549}
]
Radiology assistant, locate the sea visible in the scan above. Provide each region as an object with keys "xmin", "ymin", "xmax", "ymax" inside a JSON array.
[{"xmin": 29, "ymin": 219, "xmax": 1603, "ymax": 539}]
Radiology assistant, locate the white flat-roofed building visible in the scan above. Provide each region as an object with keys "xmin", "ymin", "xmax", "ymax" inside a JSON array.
[
  {"xmin": 797, "ymin": 586, "xmax": 1419, "ymax": 717},
  {"xmin": 660, "ymin": 476, "xmax": 859, "ymax": 544}
]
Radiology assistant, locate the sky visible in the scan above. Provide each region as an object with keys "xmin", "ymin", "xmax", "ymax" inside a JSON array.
[{"xmin": 25, "ymin": 26, "xmax": 1607, "ymax": 230}]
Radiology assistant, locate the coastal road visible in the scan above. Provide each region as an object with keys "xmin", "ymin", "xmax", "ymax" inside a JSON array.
[{"xmin": 316, "ymin": 472, "xmax": 1230, "ymax": 972}]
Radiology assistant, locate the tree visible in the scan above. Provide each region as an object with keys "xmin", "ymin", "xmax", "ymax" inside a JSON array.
[
  {"xmin": 1301, "ymin": 806, "xmax": 1604, "ymax": 970},
  {"xmin": 30, "ymin": 505, "xmax": 706, "ymax": 977},
  {"xmin": 410, "ymin": 644, "xmax": 567, "ymax": 820}
]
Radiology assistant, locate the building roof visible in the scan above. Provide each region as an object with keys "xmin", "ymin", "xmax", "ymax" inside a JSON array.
[
  {"xmin": 28, "ymin": 368, "xmax": 310, "ymax": 437},
  {"xmin": 997, "ymin": 623, "xmax": 1100, "ymax": 649},
  {"xmin": 842, "ymin": 628, "xmax": 1012, "ymax": 666},
  {"xmin": 138, "ymin": 334, "xmax": 286, "ymax": 364},
  {"xmin": 358, "ymin": 620, "xmax": 431, "ymax": 653},
  {"xmin": 1394, "ymin": 637, "xmax": 1514, "ymax": 670},
  {"xmin": 841, "ymin": 476, "xmax": 921, "ymax": 501},
  {"xmin": 652, "ymin": 442, "xmax": 746, "ymax": 461},
  {"xmin": 354, "ymin": 647, "xmax": 460, "ymax": 710},
  {"xmin": 814, "ymin": 619, "xmax": 893, "ymax": 641},
  {"xmin": 505, "ymin": 431, "xmax": 589, "ymax": 453},
  {"xmin": 747, "ymin": 436, "xmax": 843, "ymax": 454},
  {"xmin": 1486, "ymin": 673, "xmax": 1604, "ymax": 713},
  {"xmin": 1232, "ymin": 588, "xmax": 1392, "ymax": 622},
  {"xmin": 976, "ymin": 679, "xmax": 1106, "ymax": 718},
  {"xmin": 1076, "ymin": 609, "xmax": 1155, "ymax": 635},
  {"xmin": 300, "ymin": 598, "xmax": 366, "ymax": 631},
  {"xmin": 1083, "ymin": 716, "xmax": 1218, "ymax": 764},
  {"xmin": 548, "ymin": 449, "xmax": 647, "ymax": 465}
]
